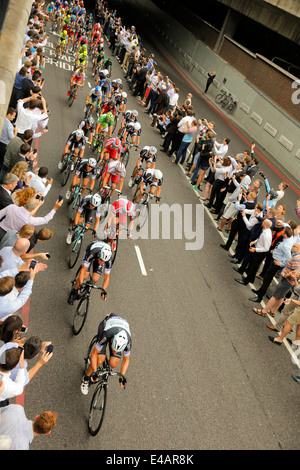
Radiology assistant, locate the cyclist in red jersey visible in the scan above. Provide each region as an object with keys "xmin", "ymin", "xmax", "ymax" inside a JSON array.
[
  {"xmin": 99, "ymin": 137, "xmax": 122, "ymax": 163},
  {"xmin": 105, "ymin": 198, "xmax": 136, "ymax": 244},
  {"xmin": 100, "ymin": 100, "xmax": 117, "ymax": 116}
]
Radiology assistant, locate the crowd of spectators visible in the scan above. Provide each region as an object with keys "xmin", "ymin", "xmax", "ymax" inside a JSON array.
[
  {"xmin": 0, "ymin": 0, "xmax": 61, "ymax": 450},
  {"xmin": 0, "ymin": 0, "xmax": 300, "ymax": 450}
]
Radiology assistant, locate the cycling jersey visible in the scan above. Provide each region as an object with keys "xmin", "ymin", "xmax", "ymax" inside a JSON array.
[
  {"xmin": 97, "ymin": 113, "xmax": 114, "ymax": 128},
  {"xmin": 114, "ymin": 93, "xmax": 126, "ymax": 106},
  {"xmin": 82, "ymin": 241, "xmax": 112, "ymax": 275},
  {"xmin": 107, "ymin": 160, "xmax": 126, "ymax": 179},
  {"xmin": 96, "ymin": 313, "xmax": 132, "ymax": 358},
  {"xmin": 124, "ymin": 122, "xmax": 140, "ymax": 136},
  {"xmin": 103, "ymin": 138, "xmax": 121, "ymax": 160},
  {"xmin": 142, "ymin": 169, "xmax": 163, "ymax": 187},
  {"xmin": 139, "ymin": 147, "xmax": 157, "ymax": 165},
  {"xmin": 111, "ymin": 199, "xmax": 135, "ymax": 224},
  {"xmin": 101, "ymin": 103, "xmax": 116, "ymax": 115},
  {"xmin": 72, "ymin": 69, "xmax": 85, "ymax": 83},
  {"xmin": 77, "ymin": 195, "xmax": 101, "ymax": 224},
  {"xmin": 111, "ymin": 82, "xmax": 123, "ymax": 93},
  {"xmin": 100, "ymin": 79, "xmax": 111, "ymax": 94},
  {"xmin": 87, "ymin": 88, "xmax": 101, "ymax": 104},
  {"xmin": 75, "ymin": 159, "xmax": 97, "ymax": 179},
  {"xmin": 67, "ymin": 132, "xmax": 86, "ymax": 150},
  {"xmin": 78, "ymin": 119, "xmax": 95, "ymax": 136}
]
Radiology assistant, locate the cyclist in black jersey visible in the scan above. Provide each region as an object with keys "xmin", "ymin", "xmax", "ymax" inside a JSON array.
[
  {"xmin": 66, "ymin": 157, "xmax": 97, "ymax": 198},
  {"xmin": 68, "ymin": 240, "xmax": 112, "ymax": 305},
  {"xmin": 66, "ymin": 193, "xmax": 102, "ymax": 245},
  {"xmin": 58, "ymin": 128, "xmax": 86, "ymax": 169},
  {"xmin": 81, "ymin": 312, "xmax": 131, "ymax": 394},
  {"xmin": 78, "ymin": 117, "xmax": 95, "ymax": 147}
]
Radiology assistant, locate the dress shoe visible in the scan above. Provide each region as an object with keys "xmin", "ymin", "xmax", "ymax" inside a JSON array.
[
  {"xmin": 292, "ymin": 375, "xmax": 300, "ymax": 383},
  {"xmin": 230, "ymin": 259, "xmax": 239, "ymax": 264},
  {"xmin": 268, "ymin": 336, "xmax": 282, "ymax": 345},
  {"xmin": 249, "ymin": 296, "xmax": 262, "ymax": 303},
  {"xmin": 220, "ymin": 244, "xmax": 229, "ymax": 250},
  {"xmin": 233, "ymin": 266, "xmax": 243, "ymax": 273},
  {"xmin": 251, "ymin": 288, "xmax": 259, "ymax": 294},
  {"xmin": 228, "ymin": 254, "xmax": 237, "ymax": 259},
  {"xmin": 235, "ymin": 278, "xmax": 248, "ymax": 285}
]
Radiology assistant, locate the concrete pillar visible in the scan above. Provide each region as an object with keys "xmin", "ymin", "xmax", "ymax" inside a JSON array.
[
  {"xmin": 0, "ymin": 0, "xmax": 33, "ymax": 135},
  {"xmin": 213, "ymin": 8, "xmax": 240, "ymax": 54}
]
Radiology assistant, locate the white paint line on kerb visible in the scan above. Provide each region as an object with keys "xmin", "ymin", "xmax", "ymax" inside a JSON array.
[{"xmin": 135, "ymin": 245, "xmax": 147, "ymax": 276}]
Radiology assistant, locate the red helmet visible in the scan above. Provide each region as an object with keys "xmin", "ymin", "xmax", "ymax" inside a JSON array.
[
  {"xmin": 122, "ymin": 200, "xmax": 134, "ymax": 215},
  {"xmin": 113, "ymin": 138, "xmax": 121, "ymax": 149}
]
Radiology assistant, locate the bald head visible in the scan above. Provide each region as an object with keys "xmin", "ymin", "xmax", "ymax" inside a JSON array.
[{"xmin": 13, "ymin": 238, "xmax": 30, "ymax": 255}]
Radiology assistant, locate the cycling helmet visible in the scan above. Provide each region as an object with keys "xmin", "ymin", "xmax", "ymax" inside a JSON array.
[
  {"xmin": 115, "ymin": 78, "xmax": 122, "ymax": 84},
  {"xmin": 133, "ymin": 122, "xmax": 141, "ymax": 131},
  {"xmin": 95, "ymin": 86, "xmax": 101, "ymax": 94},
  {"xmin": 131, "ymin": 110, "xmax": 138, "ymax": 117},
  {"xmin": 87, "ymin": 116, "xmax": 94, "ymax": 126},
  {"xmin": 149, "ymin": 146, "xmax": 157, "ymax": 155},
  {"xmin": 106, "ymin": 112, "xmax": 113, "ymax": 120},
  {"xmin": 121, "ymin": 92, "xmax": 127, "ymax": 99},
  {"xmin": 75, "ymin": 129, "xmax": 84, "ymax": 138},
  {"xmin": 88, "ymin": 157, "xmax": 97, "ymax": 168},
  {"xmin": 125, "ymin": 110, "xmax": 131, "ymax": 116},
  {"xmin": 112, "ymin": 330, "xmax": 128, "ymax": 352},
  {"xmin": 91, "ymin": 193, "xmax": 102, "ymax": 207},
  {"xmin": 153, "ymin": 169, "xmax": 163, "ymax": 180},
  {"xmin": 108, "ymin": 100, "xmax": 115, "ymax": 108},
  {"xmin": 102, "ymin": 69, "xmax": 109, "ymax": 76},
  {"xmin": 62, "ymin": 30, "xmax": 68, "ymax": 36},
  {"xmin": 81, "ymin": 43, "xmax": 87, "ymax": 49},
  {"xmin": 98, "ymin": 244, "xmax": 112, "ymax": 262},
  {"xmin": 112, "ymin": 138, "xmax": 121, "ymax": 148},
  {"xmin": 122, "ymin": 200, "xmax": 134, "ymax": 215},
  {"xmin": 115, "ymin": 161, "xmax": 125, "ymax": 173}
]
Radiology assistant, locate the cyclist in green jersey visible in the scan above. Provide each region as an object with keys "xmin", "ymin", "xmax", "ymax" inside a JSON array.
[{"xmin": 95, "ymin": 112, "xmax": 114, "ymax": 141}]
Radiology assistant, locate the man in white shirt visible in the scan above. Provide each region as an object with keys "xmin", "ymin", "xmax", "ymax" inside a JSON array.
[
  {"xmin": 26, "ymin": 166, "xmax": 53, "ymax": 197},
  {"xmin": 235, "ymin": 219, "xmax": 273, "ymax": 285},
  {"xmin": 0, "ymin": 344, "xmax": 25, "ymax": 405},
  {"xmin": 214, "ymin": 137, "xmax": 230, "ymax": 160},
  {"xmin": 0, "ymin": 238, "xmax": 30, "ymax": 273},
  {"xmin": 15, "ymin": 96, "xmax": 48, "ymax": 137}
]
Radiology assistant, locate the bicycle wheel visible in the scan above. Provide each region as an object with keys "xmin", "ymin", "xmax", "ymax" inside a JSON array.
[
  {"xmin": 120, "ymin": 150, "xmax": 129, "ymax": 168},
  {"xmin": 68, "ymin": 233, "xmax": 83, "ymax": 269},
  {"xmin": 134, "ymin": 193, "xmax": 149, "ymax": 230},
  {"xmin": 85, "ymin": 104, "xmax": 93, "ymax": 119},
  {"xmin": 215, "ymin": 93, "xmax": 225, "ymax": 104},
  {"xmin": 112, "ymin": 114, "xmax": 118, "ymax": 134},
  {"xmin": 68, "ymin": 88, "xmax": 76, "ymax": 107},
  {"xmin": 88, "ymin": 382, "xmax": 107, "ymax": 436},
  {"xmin": 61, "ymin": 160, "xmax": 72, "ymax": 186},
  {"xmin": 84, "ymin": 335, "xmax": 98, "ymax": 374},
  {"xmin": 72, "ymin": 294, "xmax": 89, "ymax": 335}
]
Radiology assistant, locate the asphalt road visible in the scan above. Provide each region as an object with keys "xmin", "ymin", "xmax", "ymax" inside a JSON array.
[{"xmin": 21, "ymin": 10, "xmax": 300, "ymax": 451}]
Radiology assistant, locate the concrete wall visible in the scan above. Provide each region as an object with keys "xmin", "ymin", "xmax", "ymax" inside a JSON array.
[
  {"xmin": 0, "ymin": 0, "xmax": 33, "ymax": 135},
  {"xmin": 124, "ymin": 0, "xmax": 300, "ymax": 181}
]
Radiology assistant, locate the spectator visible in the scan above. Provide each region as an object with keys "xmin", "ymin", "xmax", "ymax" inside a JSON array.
[
  {"xmin": 10, "ymin": 161, "xmax": 30, "ymax": 192},
  {"xmin": 26, "ymin": 167, "xmax": 53, "ymax": 197},
  {"xmin": 0, "ymin": 405, "xmax": 57, "ymax": 449},
  {"xmin": 0, "ymin": 224, "xmax": 35, "ymax": 251},
  {"xmin": 13, "ymin": 187, "xmax": 36, "ymax": 208},
  {"xmin": 0, "ymin": 174, "xmax": 19, "ymax": 210},
  {"xmin": 0, "ymin": 197, "xmax": 63, "ymax": 241},
  {"xmin": 0, "ymin": 129, "xmax": 34, "ymax": 183},
  {"xmin": 27, "ymin": 227, "xmax": 54, "ymax": 253},
  {"xmin": 0, "ymin": 108, "xmax": 17, "ymax": 165},
  {"xmin": 15, "ymin": 96, "xmax": 48, "ymax": 138},
  {"xmin": 204, "ymin": 71, "xmax": 216, "ymax": 94},
  {"xmin": 0, "ymin": 343, "xmax": 25, "ymax": 405},
  {"xmin": 0, "ymin": 238, "xmax": 31, "ymax": 273},
  {"xmin": 0, "ymin": 315, "xmax": 23, "ymax": 344}
]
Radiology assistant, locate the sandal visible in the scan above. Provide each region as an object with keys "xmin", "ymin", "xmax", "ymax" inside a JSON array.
[{"xmin": 253, "ymin": 307, "xmax": 267, "ymax": 317}]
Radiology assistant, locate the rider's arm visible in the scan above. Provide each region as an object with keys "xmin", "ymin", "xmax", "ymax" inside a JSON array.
[
  {"xmin": 102, "ymin": 273, "xmax": 110, "ymax": 295},
  {"xmin": 118, "ymin": 177, "xmax": 124, "ymax": 193},
  {"xmin": 119, "ymin": 355, "xmax": 130, "ymax": 387}
]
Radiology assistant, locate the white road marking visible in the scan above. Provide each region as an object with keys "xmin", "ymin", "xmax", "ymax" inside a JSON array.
[{"xmin": 135, "ymin": 245, "xmax": 147, "ymax": 276}]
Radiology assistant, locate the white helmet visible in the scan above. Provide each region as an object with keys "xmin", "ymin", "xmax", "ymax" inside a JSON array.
[
  {"xmin": 88, "ymin": 157, "xmax": 97, "ymax": 168},
  {"xmin": 133, "ymin": 122, "xmax": 141, "ymax": 131},
  {"xmin": 149, "ymin": 146, "xmax": 157, "ymax": 155},
  {"xmin": 153, "ymin": 169, "xmax": 163, "ymax": 180},
  {"xmin": 102, "ymin": 69, "xmax": 109, "ymax": 76},
  {"xmin": 115, "ymin": 161, "xmax": 125, "ymax": 173},
  {"xmin": 115, "ymin": 78, "xmax": 122, "ymax": 84},
  {"xmin": 99, "ymin": 245, "xmax": 112, "ymax": 262},
  {"xmin": 75, "ymin": 129, "xmax": 84, "ymax": 138},
  {"xmin": 131, "ymin": 110, "xmax": 138, "ymax": 117},
  {"xmin": 125, "ymin": 110, "xmax": 132, "ymax": 116},
  {"xmin": 112, "ymin": 330, "xmax": 128, "ymax": 352},
  {"xmin": 121, "ymin": 92, "xmax": 127, "ymax": 98},
  {"xmin": 91, "ymin": 193, "xmax": 102, "ymax": 207}
]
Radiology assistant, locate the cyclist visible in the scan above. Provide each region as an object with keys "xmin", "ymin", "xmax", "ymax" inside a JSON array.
[
  {"xmin": 92, "ymin": 49, "xmax": 105, "ymax": 76},
  {"xmin": 85, "ymin": 85, "xmax": 102, "ymax": 116},
  {"xmin": 114, "ymin": 91, "xmax": 127, "ymax": 114},
  {"xmin": 121, "ymin": 121, "xmax": 141, "ymax": 147},
  {"xmin": 67, "ymin": 241, "xmax": 112, "ymax": 305},
  {"xmin": 66, "ymin": 193, "xmax": 102, "ymax": 245},
  {"xmin": 135, "ymin": 168, "xmax": 163, "ymax": 204},
  {"xmin": 67, "ymin": 157, "xmax": 97, "ymax": 198},
  {"xmin": 58, "ymin": 128, "xmax": 86, "ymax": 169},
  {"xmin": 100, "ymin": 99, "xmax": 117, "ymax": 117},
  {"xmin": 119, "ymin": 109, "xmax": 138, "ymax": 133},
  {"xmin": 55, "ymin": 29, "xmax": 68, "ymax": 58},
  {"xmin": 75, "ymin": 50, "xmax": 88, "ymax": 71},
  {"xmin": 99, "ymin": 137, "xmax": 122, "ymax": 163},
  {"xmin": 103, "ymin": 57, "xmax": 113, "ymax": 74},
  {"xmin": 95, "ymin": 68, "xmax": 109, "ymax": 83},
  {"xmin": 78, "ymin": 117, "xmax": 95, "ymax": 148},
  {"xmin": 106, "ymin": 198, "xmax": 136, "ymax": 243},
  {"xmin": 92, "ymin": 22, "xmax": 102, "ymax": 39},
  {"xmin": 68, "ymin": 67, "xmax": 85, "ymax": 98},
  {"xmin": 99, "ymin": 76, "xmax": 112, "ymax": 101},
  {"xmin": 95, "ymin": 112, "xmax": 114, "ymax": 141},
  {"xmin": 111, "ymin": 78, "xmax": 123, "ymax": 95},
  {"xmin": 80, "ymin": 313, "xmax": 132, "ymax": 394},
  {"xmin": 128, "ymin": 146, "xmax": 157, "ymax": 187},
  {"xmin": 101, "ymin": 160, "xmax": 126, "ymax": 196}
]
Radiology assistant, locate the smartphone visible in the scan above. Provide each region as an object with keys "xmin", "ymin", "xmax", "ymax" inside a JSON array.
[
  {"xmin": 46, "ymin": 344, "xmax": 53, "ymax": 353},
  {"xmin": 20, "ymin": 326, "xmax": 28, "ymax": 333},
  {"xmin": 45, "ymin": 253, "xmax": 50, "ymax": 259},
  {"xmin": 30, "ymin": 260, "xmax": 37, "ymax": 269},
  {"xmin": 36, "ymin": 194, "xmax": 44, "ymax": 201},
  {"xmin": 58, "ymin": 195, "xmax": 63, "ymax": 202},
  {"xmin": 33, "ymin": 149, "xmax": 38, "ymax": 154}
]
